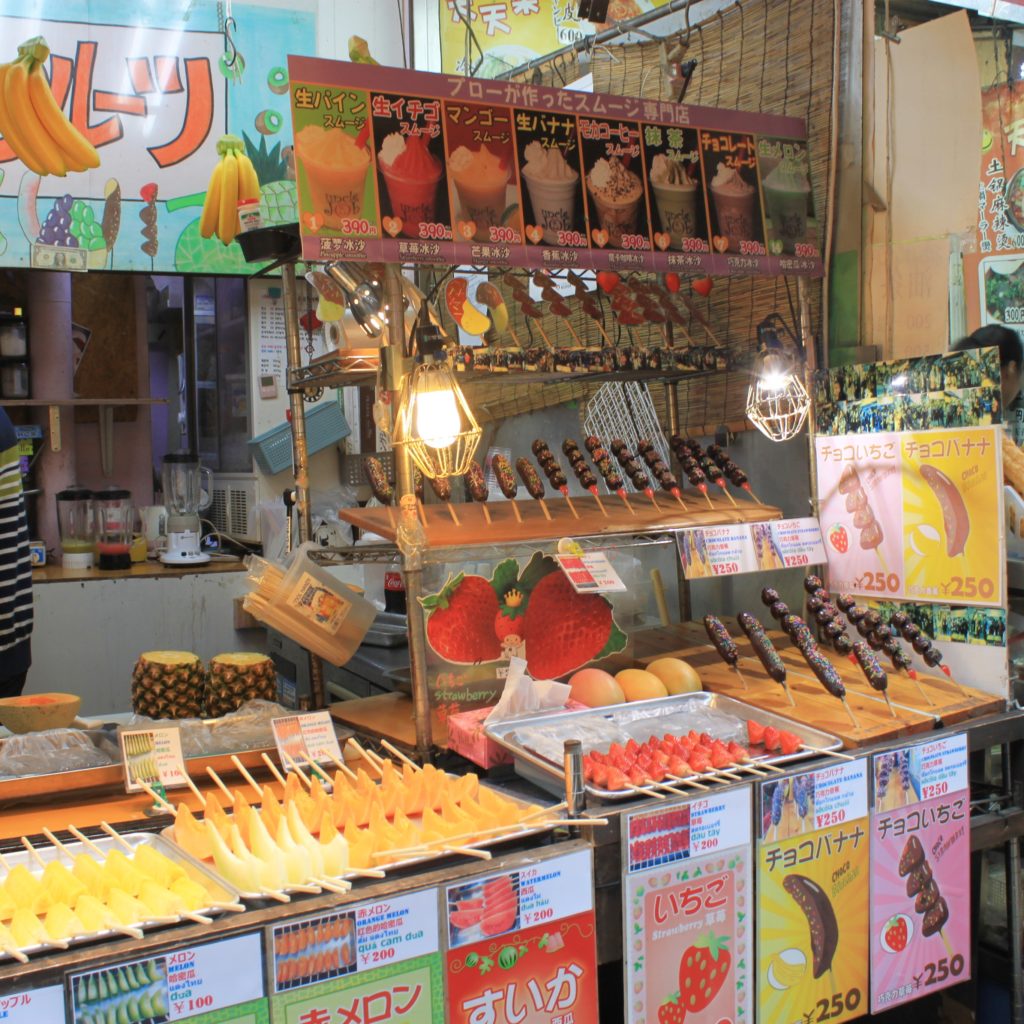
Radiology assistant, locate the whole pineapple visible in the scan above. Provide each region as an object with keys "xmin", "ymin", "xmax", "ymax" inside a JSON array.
[
  {"xmin": 131, "ymin": 652, "xmax": 205, "ymax": 719},
  {"xmin": 242, "ymin": 132, "xmax": 297, "ymax": 226},
  {"xmin": 206, "ymin": 653, "xmax": 278, "ymax": 716}
]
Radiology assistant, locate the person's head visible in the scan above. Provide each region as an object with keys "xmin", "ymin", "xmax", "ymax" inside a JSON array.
[{"xmin": 951, "ymin": 325, "xmax": 1024, "ymax": 409}]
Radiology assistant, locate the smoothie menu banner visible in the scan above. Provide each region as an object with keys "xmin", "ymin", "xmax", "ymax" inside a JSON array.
[
  {"xmin": 814, "ymin": 426, "xmax": 1005, "ymax": 609},
  {"xmin": 756, "ymin": 760, "xmax": 870, "ymax": 1024},
  {"xmin": 622, "ymin": 787, "xmax": 753, "ymax": 1024},
  {"xmin": 869, "ymin": 734, "xmax": 970, "ymax": 1013},
  {"xmin": 269, "ymin": 889, "xmax": 444, "ymax": 1023},
  {"xmin": 445, "ymin": 848, "xmax": 599, "ymax": 1024},
  {"xmin": 286, "ymin": 56, "xmax": 822, "ymax": 277}
]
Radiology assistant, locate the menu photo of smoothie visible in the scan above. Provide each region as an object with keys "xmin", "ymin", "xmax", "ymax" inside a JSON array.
[
  {"xmin": 443, "ymin": 100, "xmax": 521, "ymax": 245},
  {"xmin": 291, "ymin": 84, "xmax": 378, "ymax": 238},
  {"xmin": 757, "ymin": 137, "xmax": 817, "ymax": 256},
  {"xmin": 699, "ymin": 130, "xmax": 765, "ymax": 255},
  {"xmin": 514, "ymin": 109, "xmax": 586, "ymax": 248},
  {"xmin": 579, "ymin": 116, "xmax": 650, "ymax": 250},
  {"xmin": 641, "ymin": 123, "xmax": 708, "ymax": 252},
  {"xmin": 371, "ymin": 92, "xmax": 450, "ymax": 241}
]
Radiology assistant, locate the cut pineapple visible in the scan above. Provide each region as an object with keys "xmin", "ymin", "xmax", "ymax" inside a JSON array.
[
  {"xmin": 206, "ymin": 653, "xmax": 277, "ymax": 716},
  {"xmin": 131, "ymin": 651, "xmax": 205, "ymax": 719}
]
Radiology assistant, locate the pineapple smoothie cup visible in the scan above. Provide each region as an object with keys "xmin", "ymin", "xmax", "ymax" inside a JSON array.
[
  {"xmin": 449, "ymin": 144, "xmax": 509, "ymax": 242},
  {"xmin": 295, "ymin": 125, "xmax": 370, "ymax": 228}
]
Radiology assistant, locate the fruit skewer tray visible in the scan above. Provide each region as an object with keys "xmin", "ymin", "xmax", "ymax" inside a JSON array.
[
  {"xmin": 0, "ymin": 832, "xmax": 239, "ymax": 962},
  {"xmin": 336, "ymin": 493, "xmax": 780, "ymax": 548},
  {"xmin": 485, "ymin": 692, "xmax": 842, "ymax": 801}
]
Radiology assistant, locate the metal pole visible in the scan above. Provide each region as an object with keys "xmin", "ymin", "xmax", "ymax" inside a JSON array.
[
  {"xmin": 664, "ymin": 381, "xmax": 679, "ymax": 437},
  {"xmin": 282, "ymin": 261, "xmax": 325, "ymax": 710},
  {"xmin": 797, "ymin": 275, "xmax": 821, "ymax": 520},
  {"xmin": 1010, "ymin": 835, "xmax": 1024, "ymax": 1024},
  {"xmin": 383, "ymin": 265, "xmax": 434, "ymax": 760}
]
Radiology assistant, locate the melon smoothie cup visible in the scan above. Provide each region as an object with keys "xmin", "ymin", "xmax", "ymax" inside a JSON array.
[
  {"xmin": 650, "ymin": 152, "xmax": 699, "ymax": 247},
  {"xmin": 586, "ymin": 156, "xmax": 643, "ymax": 247},
  {"xmin": 709, "ymin": 162, "xmax": 756, "ymax": 252},
  {"xmin": 521, "ymin": 141, "xmax": 579, "ymax": 244},
  {"xmin": 762, "ymin": 156, "xmax": 812, "ymax": 252},
  {"xmin": 450, "ymin": 144, "xmax": 510, "ymax": 241},
  {"xmin": 295, "ymin": 125, "xmax": 370, "ymax": 228},
  {"xmin": 378, "ymin": 132, "xmax": 443, "ymax": 237}
]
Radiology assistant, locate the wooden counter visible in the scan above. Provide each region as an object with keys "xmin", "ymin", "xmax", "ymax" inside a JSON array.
[{"xmin": 34, "ymin": 558, "xmax": 245, "ymax": 584}]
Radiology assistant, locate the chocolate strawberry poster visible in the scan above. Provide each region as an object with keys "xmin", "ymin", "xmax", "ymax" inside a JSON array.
[
  {"xmin": 622, "ymin": 786, "xmax": 752, "ymax": 1024},
  {"xmin": 420, "ymin": 553, "xmax": 627, "ymax": 712},
  {"xmin": 869, "ymin": 734, "xmax": 970, "ymax": 1012},
  {"xmin": 756, "ymin": 760, "xmax": 870, "ymax": 1024},
  {"xmin": 445, "ymin": 848, "xmax": 599, "ymax": 1024}
]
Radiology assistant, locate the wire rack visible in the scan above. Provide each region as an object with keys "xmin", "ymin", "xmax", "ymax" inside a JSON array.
[{"xmin": 582, "ymin": 382, "xmax": 672, "ymax": 493}]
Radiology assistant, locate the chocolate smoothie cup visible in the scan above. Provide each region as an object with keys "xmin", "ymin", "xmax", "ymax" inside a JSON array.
[{"xmin": 710, "ymin": 185, "xmax": 756, "ymax": 252}]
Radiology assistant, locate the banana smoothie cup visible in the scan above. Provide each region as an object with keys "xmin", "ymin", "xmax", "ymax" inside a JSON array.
[
  {"xmin": 586, "ymin": 156, "xmax": 643, "ymax": 247},
  {"xmin": 449, "ymin": 145, "xmax": 510, "ymax": 242},
  {"xmin": 295, "ymin": 125, "xmax": 370, "ymax": 228},
  {"xmin": 521, "ymin": 141, "xmax": 579, "ymax": 244}
]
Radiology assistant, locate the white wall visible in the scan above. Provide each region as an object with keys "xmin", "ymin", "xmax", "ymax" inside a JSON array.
[{"xmin": 318, "ymin": 0, "xmax": 410, "ymax": 67}]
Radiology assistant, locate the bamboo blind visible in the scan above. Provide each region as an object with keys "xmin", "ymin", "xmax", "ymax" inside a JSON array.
[{"xmin": 438, "ymin": 0, "xmax": 837, "ymax": 432}]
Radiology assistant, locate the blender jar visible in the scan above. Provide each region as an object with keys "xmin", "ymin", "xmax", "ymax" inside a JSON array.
[
  {"xmin": 56, "ymin": 487, "xmax": 94, "ymax": 569},
  {"xmin": 94, "ymin": 487, "xmax": 133, "ymax": 570}
]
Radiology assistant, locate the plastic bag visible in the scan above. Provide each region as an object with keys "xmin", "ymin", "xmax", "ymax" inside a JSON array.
[
  {"xmin": 486, "ymin": 657, "xmax": 571, "ymax": 725},
  {"xmin": 0, "ymin": 729, "xmax": 117, "ymax": 777}
]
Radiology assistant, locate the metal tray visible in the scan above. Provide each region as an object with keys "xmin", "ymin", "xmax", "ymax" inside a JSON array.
[
  {"xmin": 485, "ymin": 692, "xmax": 844, "ymax": 801},
  {"xmin": 164, "ymin": 778, "xmax": 559, "ymax": 900},
  {"xmin": 362, "ymin": 612, "xmax": 409, "ymax": 648},
  {"xmin": 0, "ymin": 831, "xmax": 240, "ymax": 961}
]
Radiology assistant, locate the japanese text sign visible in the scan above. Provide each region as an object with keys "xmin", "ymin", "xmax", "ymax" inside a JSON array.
[
  {"xmin": 678, "ymin": 517, "xmax": 825, "ymax": 580},
  {"xmin": 269, "ymin": 889, "xmax": 444, "ymax": 1024},
  {"xmin": 756, "ymin": 759, "xmax": 870, "ymax": 1024},
  {"xmin": 815, "ymin": 426, "xmax": 1005, "ymax": 609},
  {"xmin": 869, "ymin": 734, "xmax": 970, "ymax": 1012},
  {"xmin": 0, "ymin": 985, "xmax": 63, "ymax": 1024},
  {"xmin": 622, "ymin": 786, "xmax": 753, "ymax": 1024},
  {"xmin": 286, "ymin": 55, "xmax": 822, "ymax": 278},
  {"xmin": 445, "ymin": 847, "xmax": 599, "ymax": 1024}
]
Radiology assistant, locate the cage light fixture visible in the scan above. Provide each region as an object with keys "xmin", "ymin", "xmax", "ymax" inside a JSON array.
[
  {"xmin": 391, "ymin": 354, "xmax": 482, "ymax": 479},
  {"xmin": 746, "ymin": 347, "xmax": 811, "ymax": 442}
]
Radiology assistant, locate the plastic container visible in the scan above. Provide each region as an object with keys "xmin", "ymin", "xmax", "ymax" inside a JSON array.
[
  {"xmin": 243, "ymin": 543, "xmax": 376, "ymax": 666},
  {"xmin": 0, "ymin": 363, "xmax": 28, "ymax": 398},
  {"xmin": 249, "ymin": 399, "xmax": 351, "ymax": 476},
  {"xmin": 237, "ymin": 198, "xmax": 263, "ymax": 232},
  {"xmin": 0, "ymin": 315, "xmax": 26, "ymax": 358}
]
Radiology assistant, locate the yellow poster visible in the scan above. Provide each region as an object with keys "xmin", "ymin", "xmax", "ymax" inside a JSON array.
[
  {"xmin": 902, "ymin": 427, "xmax": 1003, "ymax": 606},
  {"xmin": 439, "ymin": 1, "xmax": 673, "ymax": 76},
  {"xmin": 756, "ymin": 763, "xmax": 870, "ymax": 1024}
]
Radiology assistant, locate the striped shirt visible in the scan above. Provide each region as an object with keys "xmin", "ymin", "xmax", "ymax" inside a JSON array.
[{"xmin": 0, "ymin": 408, "xmax": 31, "ymax": 679}]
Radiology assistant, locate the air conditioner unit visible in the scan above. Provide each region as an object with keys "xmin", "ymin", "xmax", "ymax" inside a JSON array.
[{"xmin": 209, "ymin": 472, "xmax": 261, "ymax": 544}]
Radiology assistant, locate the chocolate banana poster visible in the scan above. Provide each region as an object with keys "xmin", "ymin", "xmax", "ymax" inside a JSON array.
[
  {"xmin": 286, "ymin": 54, "xmax": 823, "ymax": 278},
  {"xmin": 814, "ymin": 426, "xmax": 1005, "ymax": 610},
  {"xmin": 621, "ymin": 787, "xmax": 752, "ymax": 1024},
  {"xmin": 869, "ymin": 734, "xmax": 970, "ymax": 1013},
  {"xmin": 756, "ymin": 759, "xmax": 870, "ymax": 1024}
]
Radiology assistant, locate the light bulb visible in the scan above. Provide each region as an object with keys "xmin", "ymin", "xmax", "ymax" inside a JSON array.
[
  {"xmin": 760, "ymin": 368, "xmax": 793, "ymax": 393},
  {"xmin": 413, "ymin": 386, "xmax": 460, "ymax": 449}
]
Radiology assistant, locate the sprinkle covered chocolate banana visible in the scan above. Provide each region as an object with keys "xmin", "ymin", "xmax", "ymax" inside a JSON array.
[
  {"xmin": 800, "ymin": 645, "xmax": 846, "ymax": 699},
  {"xmin": 738, "ymin": 611, "xmax": 787, "ymax": 684},
  {"xmin": 492, "ymin": 454, "xmax": 518, "ymax": 499},
  {"xmin": 704, "ymin": 615, "xmax": 739, "ymax": 667},
  {"xmin": 852, "ymin": 640, "xmax": 888, "ymax": 692}
]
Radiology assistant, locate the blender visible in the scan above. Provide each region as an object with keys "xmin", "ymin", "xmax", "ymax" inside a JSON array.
[
  {"xmin": 160, "ymin": 452, "xmax": 212, "ymax": 565},
  {"xmin": 56, "ymin": 487, "xmax": 94, "ymax": 569},
  {"xmin": 94, "ymin": 488, "xmax": 133, "ymax": 570}
]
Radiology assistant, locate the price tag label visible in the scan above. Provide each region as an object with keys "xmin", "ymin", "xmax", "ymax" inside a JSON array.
[
  {"xmin": 119, "ymin": 727, "xmax": 188, "ymax": 794},
  {"xmin": 272, "ymin": 710, "xmax": 343, "ymax": 768},
  {"xmin": 767, "ymin": 516, "xmax": 827, "ymax": 568},
  {"xmin": 0, "ymin": 985, "xmax": 63, "ymax": 1023},
  {"xmin": 555, "ymin": 552, "xmax": 626, "ymax": 593},
  {"xmin": 677, "ymin": 523, "xmax": 757, "ymax": 579}
]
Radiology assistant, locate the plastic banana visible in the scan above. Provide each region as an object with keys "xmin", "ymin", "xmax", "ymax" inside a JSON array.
[
  {"xmin": 0, "ymin": 36, "xmax": 99, "ymax": 176},
  {"xmin": 200, "ymin": 134, "xmax": 260, "ymax": 245}
]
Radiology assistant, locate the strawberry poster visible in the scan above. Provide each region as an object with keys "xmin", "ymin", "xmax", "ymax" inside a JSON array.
[
  {"xmin": 756, "ymin": 760, "xmax": 870, "ymax": 1024},
  {"xmin": 814, "ymin": 427, "xmax": 1005, "ymax": 609},
  {"xmin": 268, "ymin": 889, "xmax": 445, "ymax": 1024},
  {"xmin": 445, "ymin": 848, "xmax": 599, "ymax": 1024},
  {"xmin": 869, "ymin": 734, "xmax": 970, "ymax": 1013},
  {"xmin": 420, "ymin": 552, "xmax": 628, "ymax": 714},
  {"xmin": 622, "ymin": 786, "xmax": 753, "ymax": 1024}
]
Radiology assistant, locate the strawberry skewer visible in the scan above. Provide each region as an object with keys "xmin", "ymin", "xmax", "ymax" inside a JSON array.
[
  {"xmin": 565, "ymin": 438, "xmax": 607, "ymax": 516},
  {"xmin": 532, "ymin": 441, "xmax": 580, "ymax": 520},
  {"xmin": 586, "ymin": 437, "xmax": 635, "ymax": 515}
]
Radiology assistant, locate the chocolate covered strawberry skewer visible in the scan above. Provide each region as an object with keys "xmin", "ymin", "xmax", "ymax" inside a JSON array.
[
  {"xmin": 611, "ymin": 438, "xmax": 666, "ymax": 511},
  {"xmin": 587, "ymin": 439, "xmax": 635, "ymax": 515},
  {"xmin": 844, "ymin": 600, "xmax": 935, "ymax": 706},
  {"xmin": 564, "ymin": 439, "xmax": 607, "ymax": 516},
  {"xmin": 515, "ymin": 457, "xmax": 552, "ymax": 521},
  {"xmin": 463, "ymin": 460, "xmax": 491, "ymax": 525},
  {"xmin": 532, "ymin": 440, "xmax": 579, "ymax": 520},
  {"xmin": 491, "ymin": 454, "xmax": 523, "ymax": 523}
]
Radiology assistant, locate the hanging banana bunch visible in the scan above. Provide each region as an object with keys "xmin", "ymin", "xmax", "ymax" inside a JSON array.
[
  {"xmin": 0, "ymin": 36, "xmax": 100, "ymax": 176},
  {"xmin": 200, "ymin": 134, "xmax": 260, "ymax": 246}
]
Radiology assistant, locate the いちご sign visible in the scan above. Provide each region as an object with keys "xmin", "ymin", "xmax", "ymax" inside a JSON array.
[
  {"xmin": 622, "ymin": 787, "xmax": 753, "ymax": 1024},
  {"xmin": 869, "ymin": 734, "xmax": 970, "ymax": 1012}
]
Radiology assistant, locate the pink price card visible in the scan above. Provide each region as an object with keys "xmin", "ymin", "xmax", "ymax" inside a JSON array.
[{"xmin": 869, "ymin": 735, "xmax": 970, "ymax": 1012}]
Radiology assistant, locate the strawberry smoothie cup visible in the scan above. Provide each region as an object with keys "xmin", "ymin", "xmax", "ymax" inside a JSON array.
[
  {"xmin": 296, "ymin": 125, "xmax": 370, "ymax": 228},
  {"xmin": 378, "ymin": 133, "xmax": 443, "ymax": 237}
]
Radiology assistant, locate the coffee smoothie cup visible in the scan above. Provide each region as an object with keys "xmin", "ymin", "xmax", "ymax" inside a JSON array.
[
  {"xmin": 650, "ymin": 152, "xmax": 699, "ymax": 248},
  {"xmin": 450, "ymin": 144, "xmax": 510, "ymax": 241},
  {"xmin": 521, "ymin": 141, "xmax": 579, "ymax": 244},
  {"xmin": 295, "ymin": 125, "xmax": 370, "ymax": 228},
  {"xmin": 762, "ymin": 156, "xmax": 812, "ymax": 252},
  {"xmin": 378, "ymin": 133, "xmax": 443, "ymax": 237},
  {"xmin": 586, "ymin": 156, "xmax": 643, "ymax": 247},
  {"xmin": 709, "ymin": 162, "xmax": 756, "ymax": 252}
]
